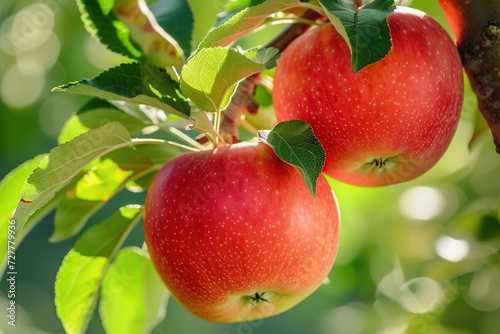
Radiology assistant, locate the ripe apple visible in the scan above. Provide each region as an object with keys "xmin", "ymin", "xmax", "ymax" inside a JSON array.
[
  {"xmin": 273, "ymin": 6, "xmax": 464, "ymax": 186},
  {"xmin": 144, "ymin": 141, "xmax": 341, "ymax": 322}
]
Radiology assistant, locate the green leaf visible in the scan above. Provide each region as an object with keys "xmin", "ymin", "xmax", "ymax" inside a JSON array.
[
  {"xmin": 319, "ymin": 0, "xmax": 396, "ymax": 72},
  {"xmin": 55, "ymin": 205, "xmax": 143, "ymax": 334},
  {"xmin": 0, "ymin": 156, "xmax": 46, "ymax": 228},
  {"xmin": 49, "ymin": 151, "xmax": 143, "ymax": 243},
  {"xmin": 198, "ymin": 0, "xmax": 301, "ymax": 50},
  {"xmin": 186, "ymin": 0, "xmax": 227, "ymax": 49},
  {"xmin": 58, "ymin": 99, "xmax": 149, "ymax": 144},
  {"xmin": 76, "ymin": 157, "xmax": 134, "ymax": 201},
  {"xmin": 76, "ymin": 0, "xmax": 143, "ymax": 59},
  {"xmin": 50, "ymin": 144, "xmax": 180, "ymax": 243},
  {"xmin": 100, "ymin": 247, "xmax": 169, "ymax": 334},
  {"xmin": 224, "ymin": 0, "xmax": 266, "ymax": 11},
  {"xmin": 1, "ymin": 180, "xmax": 74, "ymax": 276},
  {"xmin": 217, "ymin": 0, "xmax": 266, "ymax": 26},
  {"xmin": 12, "ymin": 122, "xmax": 132, "ymax": 237},
  {"xmin": 132, "ymin": 141, "xmax": 184, "ymax": 166},
  {"xmin": 180, "ymin": 47, "xmax": 278, "ymax": 112},
  {"xmin": 123, "ymin": 142, "xmax": 185, "ymax": 191},
  {"xmin": 76, "ymin": 0, "xmax": 184, "ymax": 67},
  {"xmin": 1, "ymin": 184, "xmax": 74, "ymax": 278},
  {"xmin": 114, "ymin": 0, "xmax": 184, "ymax": 67},
  {"xmin": 53, "ymin": 63, "xmax": 191, "ymax": 118},
  {"xmin": 259, "ymin": 120, "xmax": 326, "ymax": 196},
  {"xmin": 0, "ymin": 155, "xmax": 46, "ymax": 273},
  {"xmin": 150, "ymin": 0, "xmax": 194, "ymax": 56},
  {"xmin": 51, "ymin": 195, "xmax": 105, "ymax": 244},
  {"xmin": 105, "ymin": 100, "xmax": 190, "ymax": 130}
]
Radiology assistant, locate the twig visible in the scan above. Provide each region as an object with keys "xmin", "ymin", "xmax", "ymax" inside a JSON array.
[
  {"xmin": 439, "ymin": 0, "xmax": 500, "ymax": 153},
  {"xmin": 266, "ymin": 9, "xmax": 323, "ymax": 52},
  {"xmin": 219, "ymin": 73, "xmax": 261, "ymax": 143},
  {"xmin": 353, "ymin": 0, "xmax": 363, "ymax": 8},
  {"xmin": 219, "ymin": 9, "xmax": 323, "ymax": 143}
]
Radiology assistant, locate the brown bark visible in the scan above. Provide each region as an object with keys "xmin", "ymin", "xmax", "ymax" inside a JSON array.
[{"xmin": 439, "ymin": 0, "xmax": 500, "ymax": 153}]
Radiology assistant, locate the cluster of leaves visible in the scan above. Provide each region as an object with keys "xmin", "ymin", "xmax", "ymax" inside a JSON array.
[{"xmin": 0, "ymin": 0, "xmax": 397, "ymax": 333}]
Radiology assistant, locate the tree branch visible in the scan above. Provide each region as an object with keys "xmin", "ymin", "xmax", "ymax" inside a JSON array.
[
  {"xmin": 353, "ymin": 0, "xmax": 363, "ymax": 8},
  {"xmin": 219, "ymin": 9, "xmax": 322, "ymax": 143},
  {"xmin": 439, "ymin": 0, "xmax": 500, "ymax": 153}
]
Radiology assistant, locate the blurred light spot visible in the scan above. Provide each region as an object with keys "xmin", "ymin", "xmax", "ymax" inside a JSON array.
[
  {"xmin": 399, "ymin": 186, "xmax": 445, "ymax": 221},
  {"xmin": 377, "ymin": 258, "xmax": 406, "ymax": 302},
  {"xmin": 16, "ymin": 33, "xmax": 60, "ymax": 75},
  {"xmin": 0, "ymin": 3, "xmax": 60, "ymax": 109},
  {"xmin": 377, "ymin": 260, "xmax": 443, "ymax": 314},
  {"xmin": 373, "ymin": 298, "xmax": 410, "ymax": 334},
  {"xmin": 321, "ymin": 304, "xmax": 367, "ymax": 334},
  {"xmin": 1, "ymin": 64, "xmax": 45, "ymax": 109},
  {"xmin": 435, "ymin": 235, "xmax": 469, "ymax": 262},
  {"xmin": 9, "ymin": 3, "xmax": 54, "ymax": 52},
  {"xmin": 399, "ymin": 277, "xmax": 442, "ymax": 314}
]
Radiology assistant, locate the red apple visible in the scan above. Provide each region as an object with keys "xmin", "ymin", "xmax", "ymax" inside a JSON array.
[
  {"xmin": 273, "ymin": 6, "xmax": 464, "ymax": 186},
  {"xmin": 144, "ymin": 141, "xmax": 341, "ymax": 322}
]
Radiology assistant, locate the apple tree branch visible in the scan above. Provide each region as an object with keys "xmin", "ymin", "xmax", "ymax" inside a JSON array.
[
  {"xmin": 219, "ymin": 9, "xmax": 322, "ymax": 143},
  {"xmin": 439, "ymin": 0, "xmax": 500, "ymax": 153}
]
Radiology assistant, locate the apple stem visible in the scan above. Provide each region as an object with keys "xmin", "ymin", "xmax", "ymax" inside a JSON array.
[
  {"xmin": 219, "ymin": 9, "xmax": 323, "ymax": 142},
  {"xmin": 439, "ymin": 0, "xmax": 500, "ymax": 153},
  {"xmin": 213, "ymin": 108, "xmax": 229, "ymax": 147},
  {"xmin": 239, "ymin": 117, "xmax": 259, "ymax": 137},
  {"xmin": 168, "ymin": 126, "xmax": 206, "ymax": 151},
  {"xmin": 220, "ymin": 73, "xmax": 261, "ymax": 143}
]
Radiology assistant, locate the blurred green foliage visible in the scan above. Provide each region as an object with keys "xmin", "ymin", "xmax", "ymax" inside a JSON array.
[{"xmin": 1, "ymin": 0, "xmax": 499, "ymax": 333}]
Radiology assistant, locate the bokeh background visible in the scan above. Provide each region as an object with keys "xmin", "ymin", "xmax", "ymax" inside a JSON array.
[{"xmin": 1, "ymin": 0, "xmax": 500, "ymax": 333}]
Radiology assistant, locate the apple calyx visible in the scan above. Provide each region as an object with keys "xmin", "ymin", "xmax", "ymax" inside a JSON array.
[
  {"xmin": 370, "ymin": 157, "xmax": 389, "ymax": 169},
  {"xmin": 247, "ymin": 292, "xmax": 270, "ymax": 305}
]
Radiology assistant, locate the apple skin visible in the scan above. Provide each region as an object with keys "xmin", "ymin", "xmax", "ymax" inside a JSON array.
[
  {"xmin": 144, "ymin": 141, "xmax": 340, "ymax": 322},
  {"xmin": 273, "ymin": 6, "xmax": 464, "ymax": 186}
]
